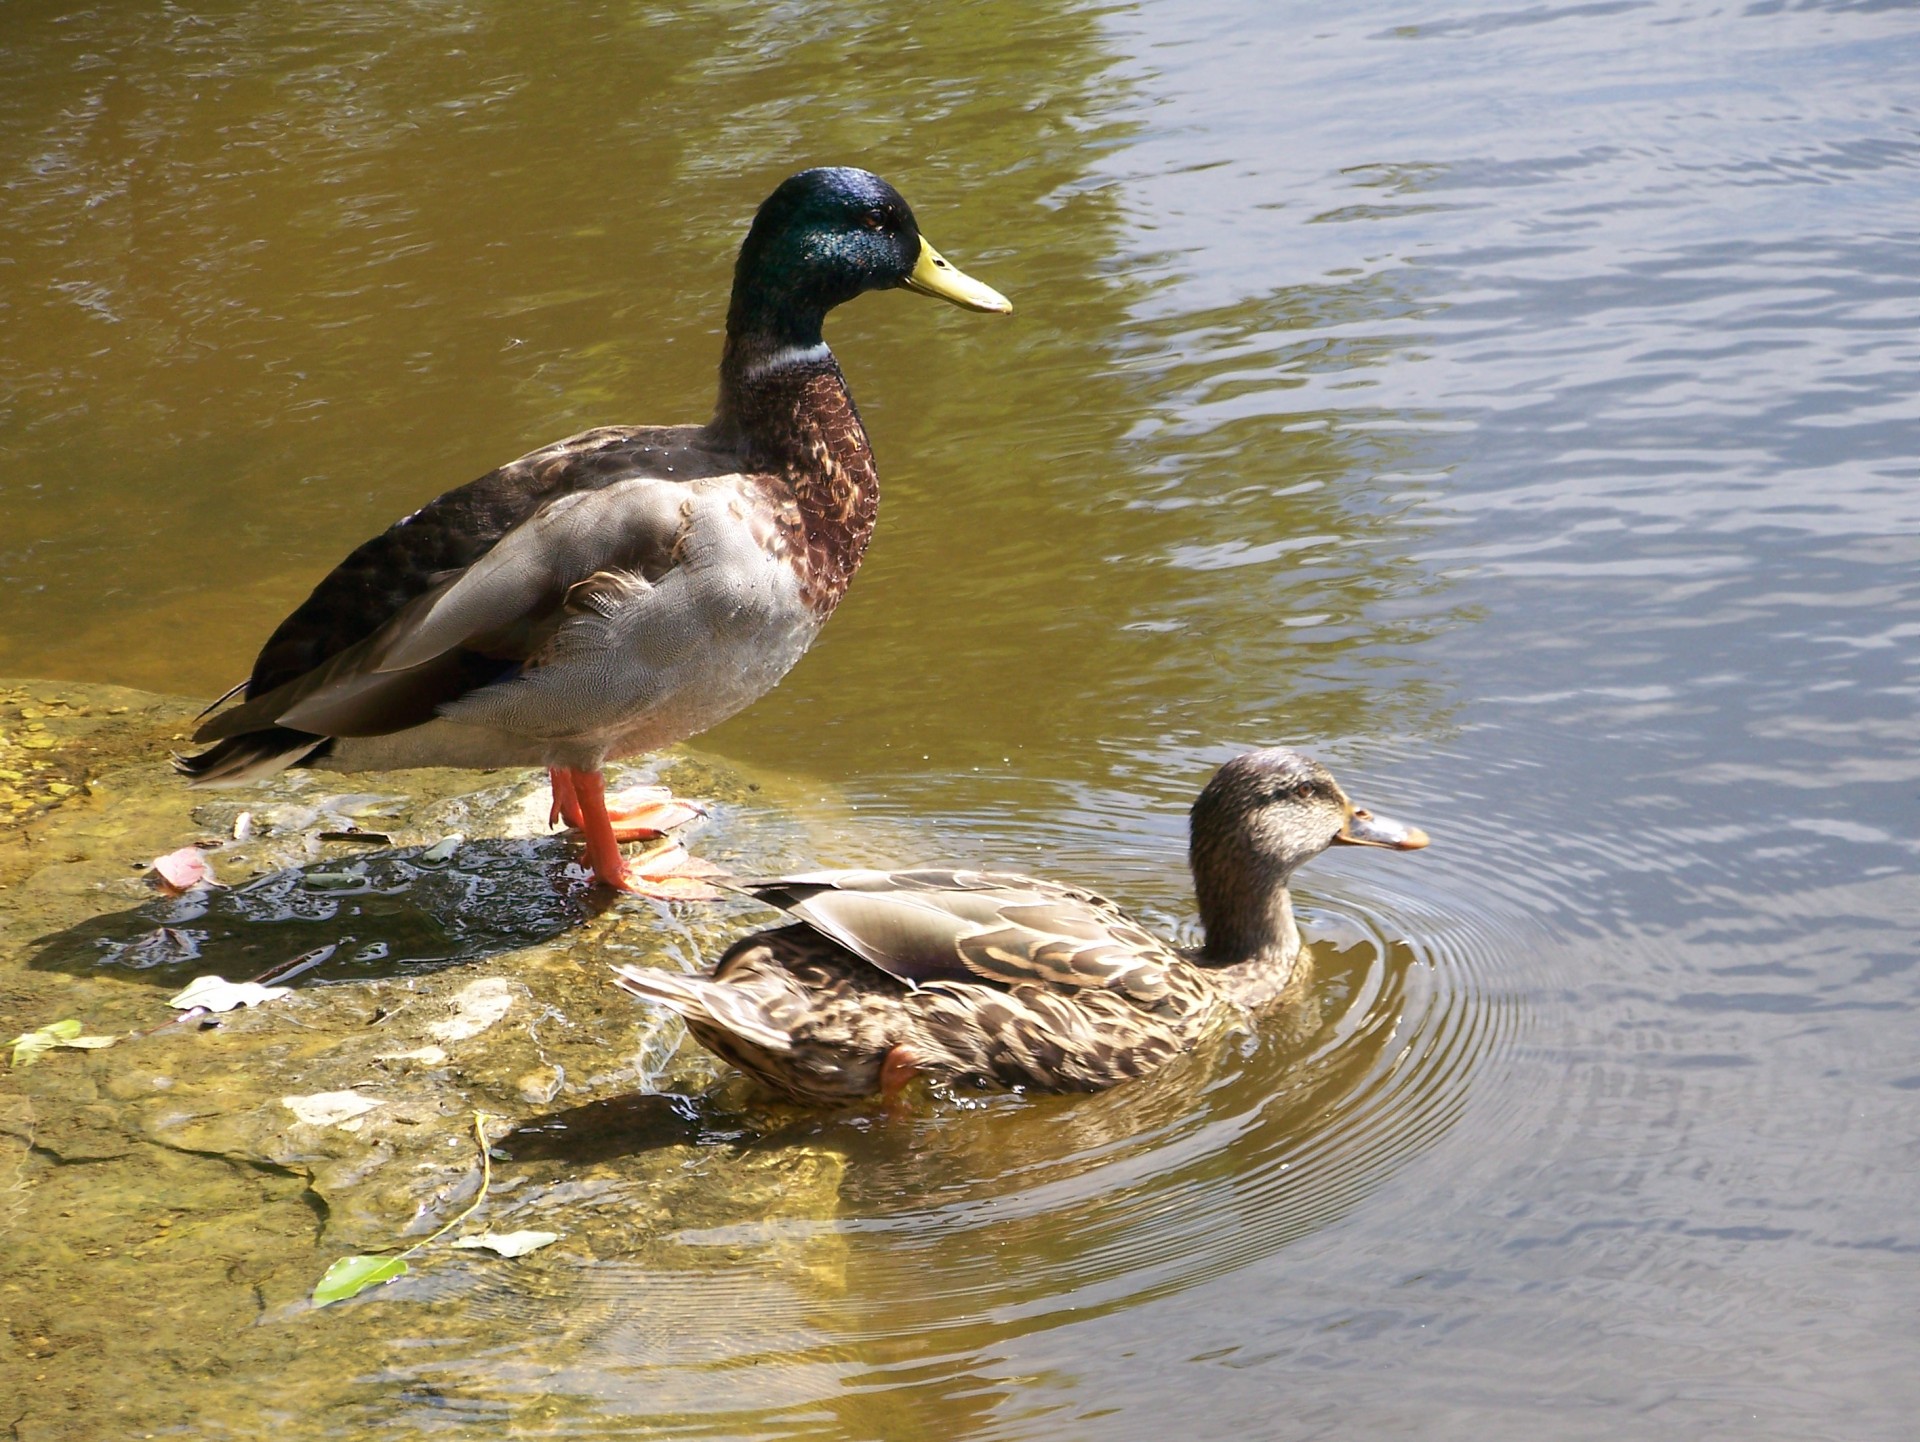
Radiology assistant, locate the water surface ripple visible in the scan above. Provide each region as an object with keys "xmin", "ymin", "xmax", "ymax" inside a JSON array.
[{"xmin": 2, "ymin": 0, "xmax": 1917, "ymax": 1435}]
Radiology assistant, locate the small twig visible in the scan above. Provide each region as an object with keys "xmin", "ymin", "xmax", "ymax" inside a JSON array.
[
  {"xmin": 411, "ymin": 1110, "xmax": 495, "ymax": 1251},
  {"xmin": 311, "ymin": 1111, "xmax": 497, "ymax": 1306},
  {"xmin": 254, "ymin": 943, "xmax": 339, "ymax": 989}
]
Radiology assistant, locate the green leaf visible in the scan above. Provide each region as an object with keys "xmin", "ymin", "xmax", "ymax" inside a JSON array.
[
  {"xmin": 9, "ymin": 1019, "xmax": 113, "ymax": 1067},
  {"xmin": 312, "ymin": 1254, "xmax": 409, "ymax": 1306},
  {"xmin": 306, "ymin": 1112, "xmax": 497, "ymax": 1309}
]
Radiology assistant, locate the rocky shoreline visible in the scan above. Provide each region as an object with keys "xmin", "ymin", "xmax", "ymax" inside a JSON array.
[{"xmin": 0, "ymin": 680, "xmax": 863, "ymax": 1438}]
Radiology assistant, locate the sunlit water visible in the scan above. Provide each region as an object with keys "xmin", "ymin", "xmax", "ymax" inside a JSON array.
[{"xmin": 2, "ymin": 0, "xmax": 1917, "ymax": 1436}]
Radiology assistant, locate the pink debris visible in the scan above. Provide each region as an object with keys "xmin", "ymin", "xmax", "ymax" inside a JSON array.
[{"xmin": 150, "ymin": 846, "xmax": 217, "ymax": 894}]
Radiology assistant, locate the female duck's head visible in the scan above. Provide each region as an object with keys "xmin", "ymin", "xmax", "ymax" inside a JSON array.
[
  {"xmin": 726, "ymin": 167, "xmax": 1009, "ymax": 349},
  {"xmin": 1189, "ymin": 747, "xmax": 1428, "ymax": 963}
]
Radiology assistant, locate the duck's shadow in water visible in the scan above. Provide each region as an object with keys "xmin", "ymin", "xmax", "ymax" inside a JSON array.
[
  {"xmin": 500, "ymin": 1093, "xmax": 732, "ymax": 1162},
  {"xmin": 498, "ymin": 1083, "xmax": 873, "ymax": 1164},
  {"xmin": 26, "ymin": 838, "xmax": 617, "ymax": 985}
]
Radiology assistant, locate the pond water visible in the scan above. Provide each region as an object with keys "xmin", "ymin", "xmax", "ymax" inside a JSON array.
[{"xmin": 2, "ymin": 0, "xmax": 1917, "ymax": 1437}]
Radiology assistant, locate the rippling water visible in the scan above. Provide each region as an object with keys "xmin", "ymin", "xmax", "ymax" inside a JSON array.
[{"xmin": 3, "ymin": 0, "xmax": 1917, "ymax": 1436}]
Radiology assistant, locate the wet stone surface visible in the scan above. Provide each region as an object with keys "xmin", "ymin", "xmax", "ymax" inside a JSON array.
[{"xmin": 0, "ymin": 680, "xmax": 858, "ymax": 1437}]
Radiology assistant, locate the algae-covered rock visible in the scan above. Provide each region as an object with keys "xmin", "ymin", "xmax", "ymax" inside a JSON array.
[
  {"xmin": 0, "ymin": 679, "xmax": 869, "ymax": 1437},
  {"xmin": 0, "ymin": 682, "xmax": 168, "ymax": 851}
]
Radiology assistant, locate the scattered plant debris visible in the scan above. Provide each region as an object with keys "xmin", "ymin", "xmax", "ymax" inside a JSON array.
[
  {"xmin": 283, "ymin": 1090, "xmax": 383, "ymax": 1127},
  {"xmin": 302, "ymin": 868, "xmax": 367, "ymax": 891},
  {"xmin": 418, "ymin": 834, "xmax": 464, "ymax": 865},
  {"xmin": 311, "ymin": 1253, "xmax": 410, "ymax": 1307},
  {"xmin": 428, "ymin": 977, "xmax": 517, "ymax": 1043},
  {"xmin": 149, "ymin": 846, "xmax": 218, "ymax": 893},
  {"xmin": 312, "ymin": 1112, "xmax": 547, "ymax": 1307},
  {"xmin": 130, "ymin": 946, "xmax": 337, "ymax": 1041}
]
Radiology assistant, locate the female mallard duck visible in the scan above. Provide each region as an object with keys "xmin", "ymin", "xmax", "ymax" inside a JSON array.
[
  {"xmin": 611, "ymin": 748, "xmax": 1428, "ymax": 1100},
  {"xmin": 177, "ymin": 168, "xmax": 1009, "ymax": 894}
]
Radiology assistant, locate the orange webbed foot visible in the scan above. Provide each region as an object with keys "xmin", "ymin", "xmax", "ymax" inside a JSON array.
[
  {"xmin": 547, "ymin": 770, "xmax": 704, "ymax": 841},
  {"xmin": 601, "ymin": 786, "xmax": 705, "ymax": 842},
  {"xmin": 553, "ymin": 766, "xmax": 723, "ymax": 900},
  {"xmin": 611, "ymin": 839, "xmax": 727, "ymax": 902}
]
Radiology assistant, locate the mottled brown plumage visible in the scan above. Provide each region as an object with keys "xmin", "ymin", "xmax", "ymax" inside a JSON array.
[{"xmin": 612, "ymin": 749, "xmax": 1429, "ymax": 1101}]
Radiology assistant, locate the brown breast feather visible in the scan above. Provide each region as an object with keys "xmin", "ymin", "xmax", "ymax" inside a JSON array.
[{"xmin": 730, "ymin": 363, "xmax": 879, "ymax": 617}]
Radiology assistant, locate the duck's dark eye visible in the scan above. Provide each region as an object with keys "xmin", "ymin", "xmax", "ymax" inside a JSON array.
[
  {"xmin": 1293, "ymin": 782, "xmax": 1315, "ymax": 800},
  {"xmin": 861, "ymin": 207, "xmax": 887, "ymax": 230}
]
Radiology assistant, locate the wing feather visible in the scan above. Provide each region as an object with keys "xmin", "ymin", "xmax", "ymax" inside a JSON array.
[
  {"xmin": 195, "ymin": 480, "xmax": 692, "ymax": 743},
  {"xmin": 731, "ymin": 869, "xmax": 1177, "ymax": 1001},
  {"xmin": 371, "ymin": 481, "xmax": 685, "ymax": 674},
  {"xmin": 193, "ymin": 424, "xmax": 739, "ymax": 747}
]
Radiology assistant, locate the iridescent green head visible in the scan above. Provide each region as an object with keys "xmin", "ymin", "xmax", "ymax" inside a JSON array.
[{"xmin": 726, "ymin": 167, "xmax": 1009, "ymax": 348}]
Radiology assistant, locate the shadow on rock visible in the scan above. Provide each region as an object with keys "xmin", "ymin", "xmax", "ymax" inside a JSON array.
[
  {"xmin": 498, "ymin": 1088, "xmax": 846, "ymax": 1165},
  {"xmin": 499, "ymin": 1093, "xmax": 727, "ymax": 1163},
  {"xmin": 27, "ymin": 837, "xmax": 618, "ymax": 986}
]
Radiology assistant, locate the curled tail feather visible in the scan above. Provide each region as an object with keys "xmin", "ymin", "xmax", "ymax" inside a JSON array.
[{"xmin": 172, "ymin": 727, "xmax": 328, "ymax": 787}]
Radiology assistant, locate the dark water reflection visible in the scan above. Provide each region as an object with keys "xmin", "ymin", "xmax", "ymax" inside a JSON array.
[{"xmin": 4, "ymin": 0, "xmax": 1918, "ymax": 1436}]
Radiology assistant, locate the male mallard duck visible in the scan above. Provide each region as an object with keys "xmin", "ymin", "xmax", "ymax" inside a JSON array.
[
  {"xmin": 611, "ymin": 748, "xmax": 1428, "ymax": 1101},
  {"xmin": 177, "ymin": 168, "xmax": 1010, "ymax": 894}
]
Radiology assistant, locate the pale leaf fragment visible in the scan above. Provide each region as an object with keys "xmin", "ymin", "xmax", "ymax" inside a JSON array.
[
  {"xmin": 282, "ymin": 1090, "xmax": 382, "ymax": 1127},
  {"xmin": 427, "ymin": 977, "xmax": 517, "ymax": 1043},
  {"xmin": 418, "ymin": 834, "xmax": 463, "ymax": 865},
  {"xmin": 451, "ymin": 1230, "xmax": 559, "ymax": 1258},
  {"xmin": 168, "ymin": 975, "xmax": 291, "ymax": 1013},
  {"xmin": 9, "ymin": 1019, "xmax": 117, "ymax": 1067}
]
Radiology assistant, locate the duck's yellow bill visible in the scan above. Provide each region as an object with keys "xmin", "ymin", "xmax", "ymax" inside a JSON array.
[
  {"xmin": 901, "ymin": 237, "xmax": 1011, "ymax": 314},
  {"xmin": 1334, "ymin": 808, "xmax": 1429, "ymax": 850}
]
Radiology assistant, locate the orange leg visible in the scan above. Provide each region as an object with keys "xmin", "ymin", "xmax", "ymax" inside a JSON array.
[
  {"xmin": 879, "ymin": 1044, "xmax": 920, "ymax": 1109},
  {"xmin": 548, "ymin": 766, "xmax": 700, "ymax": 841},
  {"xmin": 563, "ymin": 768, "xmax": 631, "ymax": 890},
  {"xmin": 556, "ymin": 766, "xmax": 722, "ymax": 900}
]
